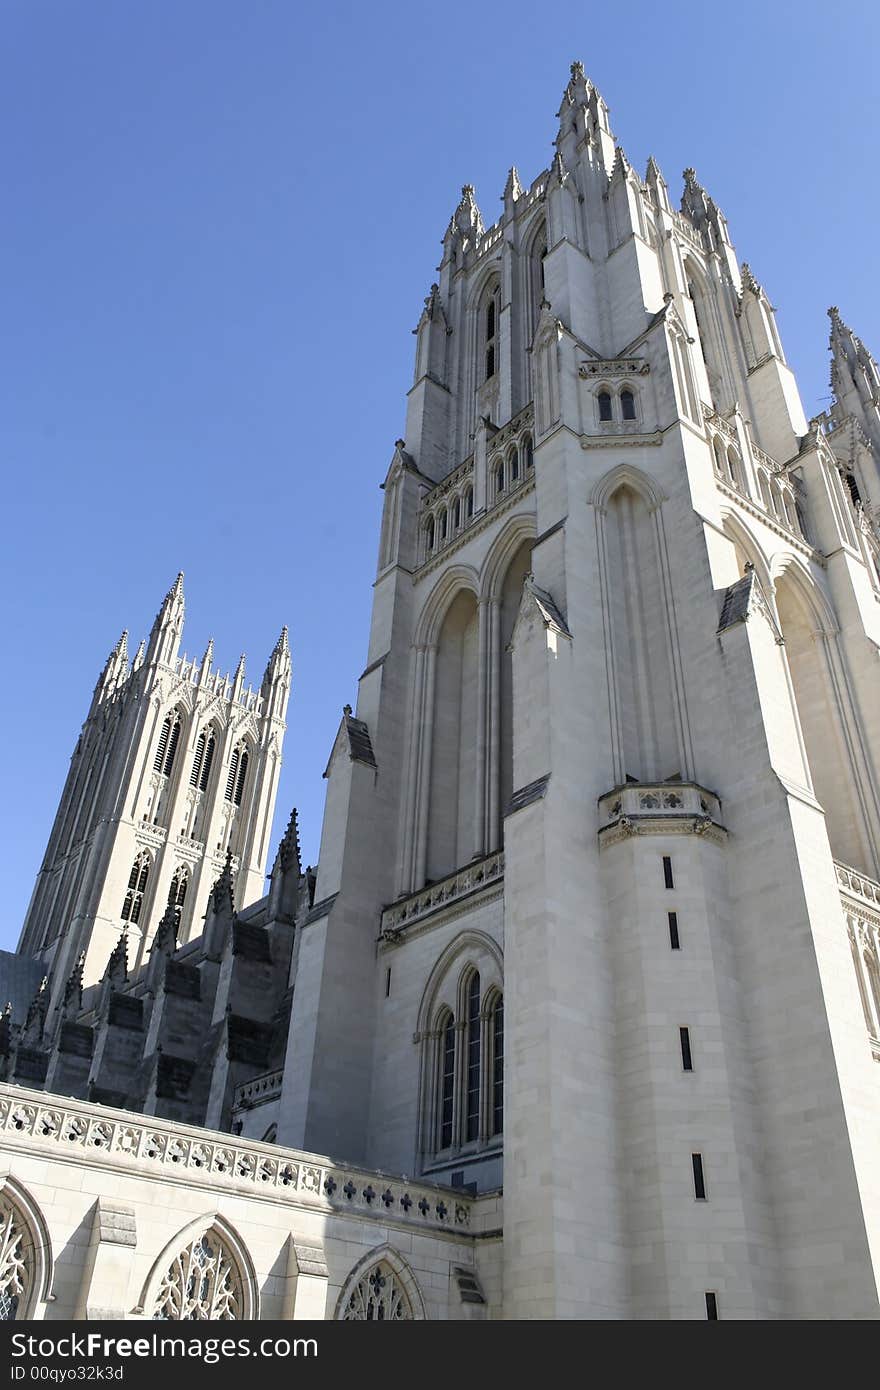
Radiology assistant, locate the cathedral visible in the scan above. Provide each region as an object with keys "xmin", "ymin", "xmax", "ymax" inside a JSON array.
[{"xmin": 1, "ymin": 62, "xmax": 879, "ymax": 1320}]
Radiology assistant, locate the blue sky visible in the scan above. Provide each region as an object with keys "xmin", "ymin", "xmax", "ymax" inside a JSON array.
[{"xmin": 2, "ymin": 1, "xmax": 878, "ymax": 947}]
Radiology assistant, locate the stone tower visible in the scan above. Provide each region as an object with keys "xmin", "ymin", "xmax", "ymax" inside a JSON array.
[
  {"xmin": 276, "ymin": 63, "xmax": 880, "ymax": 1317},
  {"xmin": 18, "ymin": 574, "xmax": 290, "ymax": 996}
]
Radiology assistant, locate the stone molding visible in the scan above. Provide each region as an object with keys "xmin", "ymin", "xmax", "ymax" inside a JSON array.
[{"xmin": 597, "ymin": 781, "xmax": 727, "ymax": 848}]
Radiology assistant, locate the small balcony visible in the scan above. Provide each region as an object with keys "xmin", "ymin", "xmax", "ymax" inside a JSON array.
[{"xmin": 598, "ymin": 781, "xmax": 725, "ymax": 846}]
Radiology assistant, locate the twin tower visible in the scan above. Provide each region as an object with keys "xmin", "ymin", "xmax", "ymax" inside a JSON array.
[
  {"xmin": 17, "ymin": 573, "xmax": 290, "ymax": 1004},
  {"xmin": 10, "ymin": 62, "xmax": 880, "ymax": 1317}
]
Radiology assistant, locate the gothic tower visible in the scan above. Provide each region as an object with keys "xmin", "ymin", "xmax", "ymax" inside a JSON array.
[
  {"xmin": 276, "ymin": 63, "xmax": 880, "ymax": 1317},
  {"xmin": 18, "ymin": 575, "xmax": 290, "ymax": 997}
]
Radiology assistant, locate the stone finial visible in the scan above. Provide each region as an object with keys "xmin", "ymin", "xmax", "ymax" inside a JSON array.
[
  {"xmin": 23, "ymin": 976, "xmax": 49, "ymax": 1042},
  {"xmin": 151, "ymin": 902, "xmax": 179, "ymax": 958},
  {"xmin": 210, "ymin": 849, "xmax": 236, "ymax": 916},
  {"xmin": 62, "ymin": 952, "xmax": 86, "ymax": 1020},
  {"xmin": 503, "ymin": 166, "xmax": 523, "ymax": 208},
  {"xmin": 278, "ymin": 807, "xmax": 302, "ymax": 876},
  {"xmin": 454, "ymin": 184, "xmax": 484, "ymax": 241},
  {"xmin": 104, "ymin": 933, "xmax": 128, "ymax": 985}
]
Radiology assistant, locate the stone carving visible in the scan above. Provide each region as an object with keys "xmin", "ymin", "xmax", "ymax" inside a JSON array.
[{"xmin": 153, "ymin": 1232, "xmax": 241, "ymax": 1321}]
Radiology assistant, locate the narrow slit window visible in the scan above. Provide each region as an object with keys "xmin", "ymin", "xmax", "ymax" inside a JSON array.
[
  {"xmin": 492, "ymin": 997, "xmax": 504, "ymax": 1136},
  {"xmin": 385, "ymin": 967, "xmax": 392, "ymax": 998},
  {"xmin": 692, "ymin": 1152, "xmax": 707, "ymax": 1200},
  {"xmin": 663, "ymin": 856, "xmax": 674, "ymax": 890},
  {"xmin": 198, "ymin": 734, "xmax": 215, "ymax": 793},
  {"xmin": 705, "ymin": 1292, "xmax": 718, "ymax": 1320},
  {"xmin": 680, "ymin": 1026, "xmax": 693, "ymax": 1071},
  {"xmin": 439, "ymin": 1017, "xmax": 455, "ymax": 1149},
  {"xmin": 233, "ymin": 750, "xmax": 249, "ymax": 807},
  {"xmin": 668, "ymin": 911, "xmax": 680, "ymax": 949}
]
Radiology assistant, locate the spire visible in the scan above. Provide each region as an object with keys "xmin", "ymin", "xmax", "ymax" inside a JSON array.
[
  {"xmin": 828, "ymin": 305, "xmax": 880, "ymax": 426},
  {"xmin": 556, "ymin": 59, "xmax": 614, "ymax": 169},
  {"xmin": 680, "ymin": 168, "xmax": 730, "ymax": 249},
  {"xmin": 260, "ymin": 625, "xmax": 291, "ymax": 719},
  {"xmin": 232, "ymin": 651, "xmax": 246, "ymax": 701},
  {"xmin": 146, "ymin": 571, "xmax": 186, "ymax": 666},
  {"xmin": 132, "ymin": 637, "xmax": 146, "ymax": 671},
  {"xmin": 204, "ymin": 850, "xmax": 236, "ymax": 956},
  {"xmin": 503, "ymin": 166, "xmax": 523, "ymax": 214},
  {"xmin": 645, "ymin": 155, "xmax": 670, "ymax": 212},
  {"xmin": 268, "ymin": 808, "xmax": 302, "ymax": 924},
  {"xmin": 94, "ymin": 629, "xmax": 129, "ymax": 702},
  {"xmin": 199, "ymin": 637, "xmax": 215, "ymax": 684}
]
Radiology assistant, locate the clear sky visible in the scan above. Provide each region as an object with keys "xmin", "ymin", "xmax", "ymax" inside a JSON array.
[{"xmin": 2, "ymin": 1, "xmax": 878, "ymax": 948}]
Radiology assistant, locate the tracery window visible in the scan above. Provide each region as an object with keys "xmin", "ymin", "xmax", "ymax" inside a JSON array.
[
  {"xmin": 121, "ymin": 852, "xmax": 151, "ymax": 925},
  {"xmin": 153, "ymin": 713, "xmax": 182, "ymax": 777},
  {"xmin": 429, "ymin": 965, "xmax": 503, "ymax": 1156},
  {"xmin": 0, "ymin": 1199, "xmax": 30, "ymax": 1321},
  {"xmin": 152, "ymin": 1232, "xmax": 243, "ymax": 1321},
  {"xmin": 341, "ymin": 1261, "xmax": 414, "ymax": 1321},
  {"xmin": 168, "ymin": 866, "xmax": 188, "ymax": 915}
]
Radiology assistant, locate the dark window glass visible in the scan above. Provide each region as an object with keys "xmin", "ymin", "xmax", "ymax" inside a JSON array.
[
  {"xmin": 199, "ymin": 735, "xmax": 215, "ymax": 793},
  {"xmin": 190, "ymin": 732, "xmax": 206, "ymax": 788},
  {"xmin": 225, "ymin": 748, "xmax": 240, "ymax": 802},
  {"xmin": 692, "ymin": 1152, "xmax": 707, "ymax": 1200},
  {"xmin": 440, "ymin": 1017, "xmax": 455, "ymax": 1148},
  {"xmin": 234, "ymin": 751, "xmax": 249, "ymax": 807},
  {"xmin": 680, "ymin": 1026, "xmax": 693, "ymax": 1071},
  {"xmin": 162, "ymin": 719, "xmax": 180, "ymax": 777},
  {"xmin": 496, "ymin": 465, "xmax": 505, "ymax": 495},
  {"xmin": 510, "ymin": 449, "xmax": 519, "ymax": 480},
  {"xmin": 621, "ymin": 389, "xmax": 636, "ymax": 420},
  {"xmin": 154, "ymin": 715, "xmax": 171, "ymax": 772},
  {"xmin": 466, "ymin": 490, "xmax": 474, "ymax": 518},
  {"xmin": 465, "ymin": 972, "xmax": 481, "ymax": 1142},
  {"xmin": 485, "ymin": 345, "xmax": 495, "ymax": 380},
  {"xmin": 598, "ymin": 391, "xmax": 613, "ymax": 421},
  {"xmin": 524, "ymin": 437, "xmax": 534, "ymax": 469},
  {"xmin": 663, "ymin": 856, "xmax": 674, "ymax": 890},
  {"xmin": 492, "ymin": 998, "xmax": 504, "ymax": 1136},
  {"xmin": 705, "ymin": 1292, "xmax": 718, "ymax": 1320},
  {"xmin": 668, "ymin": 911, "xmax": 680, "ymax": 949}
]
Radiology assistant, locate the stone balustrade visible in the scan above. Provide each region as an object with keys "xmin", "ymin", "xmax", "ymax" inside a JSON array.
[{"xmin": 598, "ymin": 781, "xmax": 725, "ymax": 845}]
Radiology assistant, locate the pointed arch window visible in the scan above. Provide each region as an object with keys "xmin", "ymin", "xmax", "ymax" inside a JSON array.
[
  {"xmin": 190, "ymin": 729, "xmax": 216, "ymax": 792},
  {"xmin": 0, "ymin": 1198, "xmax": 30, "ymax": 1321},
  {"xmin": 429, "ymin": 966, "xmax": 503, "ymax": 1158},
  {"xmin": 598, "ymin": 390, "xmax": 613, "ymax": 422},
  {"xmin": 425, "ymin": 516, "xmax": 435, "ymax": 555},
  {"xmin": 620, "ymin": 388, "xmax": 636, "ymax": 421},
  {"xmin": 121, "ymin": 852, "xmax": 151, "ymax": 925},
  {"xmin": 509, "ymin": 447, "xmax": 519, "ymax": 482},
  {"xmin": 340, "ymin": 1259, "xmax": 415, "ymax": 1321},
  {"xmin": 464, "ymin": 487, "xmax": 474, "ymax": 520},
  {"xmin": 485, "ymin": 294, "xmax": 497, "ymax": 381},
  {"xmin": 225, "ymin": 747, "xmax": 240, "ymax": 802},
  {"xmin": 495, "ymin": 462, "xmax": 505, "ymax": 496},
  {"xmin": 168, "ymin": 866, "xmax": 188, "ymax": 915},
  {"xmin": 233, "ymin": 750, "xmax": 249, "ymax": 807},
  {"xmin": 152, "ymin": 1230, "xmax": 243, "ymax": 1320},
  {"xmin": 523, "ymin": 435, "xmax": 534, "ymax": 470},
  {"xmin": 154, "ymin": 713, "xmax": 182, "ymax": 776},
  {"xmin": 453, "ymin": 496, "xmax": 461, "ymax": 531}
]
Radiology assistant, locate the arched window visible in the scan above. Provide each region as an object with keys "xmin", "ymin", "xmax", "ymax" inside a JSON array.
[
  {"xmin": 340, "ymin": 1258, "xmax": 415, "ymax": 1321},
  {"xmin": 509, "ymin": 447, "xmax": 519, "ymax": 482},
  {"xmin": 225, "ymin": 745, "xmax": 249, "ymax": 805},
  {"xmin": 495, "ymin": 462, "xmax": 505, "ymax": 496},
  {"xmin": 523, "ymin": 435, "xmax": 534, "ymax": 470},
  {"xmin": 0, "ymin": 1199, "xmax": 30, "ymax": 1321},
  {"xmin": 438, "ymin": 1012, "xmax": 455, "ymax": 1150},
  {"xmin": 154, "ymin": 713, "xmax": 182, "ymax": 777},
  {"xmin": 453, "ymin": 496, "xmax": 461, "ymax": 531},
  {"xmin": 190, "ymin": 730, "xmax": 216, "ymax": 792},
  {"xmin": 464, "ymin": 487, "xmax": 474, "ymax": 519},
  {"xmin": 168, "ymin": 866, "xmax": 188, "ymax": 914},
  {"xmin": 598, "ymin": 390, "xmax": 613, "ymax": 422},
  {"xmin": 727, "ymin": 447, "xmax": 742, "ymax": 491},
  {"xmin": 152, "ymin": 1230, "xmax": 244, "ymax": 1320},
  {"xmin": 490, "ymin": 995, "xmax": 504, "ymax": 1137},
  {"xmin": 440, "ymin": 509, "xmax": 448, "ymax": 542},
  {"xmin": 484, "ymin": 291, "xmax": 498, "ymax": 381},
  {"xmin": 425, "ymin": 517, "xmax": 435, "ymax": 555},
  {"xmin": 464, "ymin": 971, "xmax": 481, "ymax": 1143},
  {"xmin": 121, "ymin": 852, "xmax": 150, "ymax": 925},
  {"xmin": 620, "ymin": 389, "xmax": 636, "ymax": 421},
  {"xmin": 712, "ymin": 436, "xmax": 725, "ymax": 476}
]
